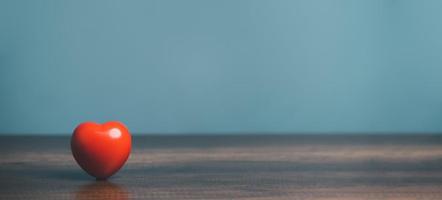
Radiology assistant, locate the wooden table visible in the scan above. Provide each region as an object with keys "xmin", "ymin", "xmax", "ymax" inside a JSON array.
[{"xmin": 1, "ymin": 135, "xmax": 442, "ymax": 199}]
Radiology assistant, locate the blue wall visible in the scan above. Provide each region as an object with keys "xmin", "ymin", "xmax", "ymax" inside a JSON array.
[{"xmin": 1, "ymin": 0, "xmax": 442, "ymax": 134}]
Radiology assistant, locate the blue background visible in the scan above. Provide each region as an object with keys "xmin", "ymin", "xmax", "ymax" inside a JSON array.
[{"xmin": 1, "ymin": 0, "xmax": 442, "ymax": 134}]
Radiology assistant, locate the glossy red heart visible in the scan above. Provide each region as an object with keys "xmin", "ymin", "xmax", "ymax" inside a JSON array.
[{"xmin": 71, "ymin": 121, "xmax": 131, "ymax": 180}]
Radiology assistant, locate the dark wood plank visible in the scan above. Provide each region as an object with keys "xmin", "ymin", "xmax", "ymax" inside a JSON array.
[{"xmin": 1, "ymin": 135, "xmax": 442, "ymax": 199}]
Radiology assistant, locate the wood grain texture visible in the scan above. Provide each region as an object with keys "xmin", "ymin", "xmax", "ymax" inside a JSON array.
[{"xmin": 1, "ymin": 135, "xmax": 442, "ymax": 200}]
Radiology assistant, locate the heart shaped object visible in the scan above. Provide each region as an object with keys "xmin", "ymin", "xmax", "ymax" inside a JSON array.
[{"xmin": 71, "ymin": 121, "xmax": 131, "ymax": 180}]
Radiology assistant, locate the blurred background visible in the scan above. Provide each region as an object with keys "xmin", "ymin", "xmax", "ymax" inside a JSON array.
[{"xmin": 1, "ymin": 0, "xmax": 442, "ymax": 134}]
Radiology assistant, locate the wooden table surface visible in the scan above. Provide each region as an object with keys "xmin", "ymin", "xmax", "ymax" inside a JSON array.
[{"xmin": 1, "ymin": 135, "xmax": 442, "ymax": 200}]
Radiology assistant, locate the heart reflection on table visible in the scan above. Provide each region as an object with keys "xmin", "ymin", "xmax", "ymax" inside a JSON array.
[{"xmin": 75, "ymin": 181, "xmax": 128, "ymax": 200}]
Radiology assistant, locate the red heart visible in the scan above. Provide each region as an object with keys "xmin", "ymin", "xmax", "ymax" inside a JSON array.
[{"xmin": 71, "ymin": 121, "xmax": 131, "ymax": 180}]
